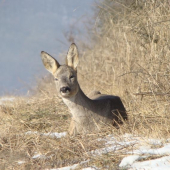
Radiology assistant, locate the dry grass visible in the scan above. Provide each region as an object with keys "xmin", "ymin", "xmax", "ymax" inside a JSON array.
[
  {"xmin": 0, "ymin": 96, "xmax": 128, "ymax": 169},
  {"xmin": 79, "ymin": 0, "xmax": 170, "ymax": 138},
  {"xmin": 1, "ymin": 0, "xmax": 170, "ymax": 169}
]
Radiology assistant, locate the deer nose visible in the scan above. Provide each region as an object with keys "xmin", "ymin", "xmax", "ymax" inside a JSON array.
[{"xmin": 60, "ymin": 87, "xmax": 71, "ymax": 93}]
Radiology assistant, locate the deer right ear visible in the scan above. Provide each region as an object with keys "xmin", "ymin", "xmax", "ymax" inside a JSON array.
[
  {"xmin": 66, "ymin": 43, "xmax": 79, "ymax": 70},
  {"xmin": 41, "ymin": 51, "xmax": 60, "ymax": 74}
]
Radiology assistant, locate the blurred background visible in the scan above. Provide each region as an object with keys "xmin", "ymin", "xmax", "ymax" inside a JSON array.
[
  {"xmin": 1, "ymin": 1, "xmax": 170, "ymax": 169},
  {"xmin": 0, "ymin": 0, "xmax": 94, "ymax": 95}
]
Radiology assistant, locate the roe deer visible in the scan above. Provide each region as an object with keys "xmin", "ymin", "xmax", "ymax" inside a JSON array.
[{"xmin": 41, "ymin": 43, "xmax": 127, "ymax": 135}]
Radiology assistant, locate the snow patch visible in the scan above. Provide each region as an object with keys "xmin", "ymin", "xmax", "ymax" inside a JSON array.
[
  {"xmin": 43, "ymin": 132, "xmax": 67, "ymax": 138},
  {"xmin": 130, "ymin": 155, "xmax": 170, "ymax": 170},
  {"xmin": 17, "ymin": 160, "xmax": 26, "ymax": 164},
  {"xmin": 119, "ymin": 155, "xmax": 143, "ymax": 167},
  {"xmin": 32, "ymin": 153, "xmax": 46, "ymax": 159},
  {"xmin": 47, "ymin": 160, "xmax": 90, "ymax": 170},
  {"xmin": 24, "ymin": 131, "xmax": 170, "ymax": 170},
  {"xmin": 91, "ymin": 133, "xmax": 170, "ymax": 170},
  {"xmin": 54, "ymin": 164, "xmax": 78, "ymax": 170},
  {"xmin": 119, "ymin": 136, "xmax": 170, "ymax": 169},
  {"xmin": 0, "ymin": 97, "xmax": 15, "ymax": 105},
  {"xmin": 82, "ymin": 168, "xmax": 98, "ymax": 170},
  {"xmin": 25, "ymin": 131, "xmax": 67, "ymax": 139},
  {"xmin": 91, "ymin": 134, "xmax": 137, "ymax": 156},
  {"xmin": 129, "ymin": 143, "xmax": 170, "ymax": 155}
]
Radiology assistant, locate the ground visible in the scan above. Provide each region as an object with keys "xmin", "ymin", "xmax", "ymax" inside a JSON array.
[{"xmin": 0, "ymin": 96, "xmax": 170, "ymax": 170}]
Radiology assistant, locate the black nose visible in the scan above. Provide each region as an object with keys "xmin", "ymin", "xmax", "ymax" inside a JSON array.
[{"xmin": 60, "ymin": 87, "xmax": 71, "ymax": 93}]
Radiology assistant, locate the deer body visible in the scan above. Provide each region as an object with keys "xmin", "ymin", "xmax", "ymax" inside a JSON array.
[{"xmin": 41, "ymin": 43, "xmax": 127, "ymax": 135}]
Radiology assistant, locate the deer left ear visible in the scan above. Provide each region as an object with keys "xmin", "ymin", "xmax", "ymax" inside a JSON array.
[{"xmin": 66, "ymin": 43, "xmax": 79, "ymax": 70}]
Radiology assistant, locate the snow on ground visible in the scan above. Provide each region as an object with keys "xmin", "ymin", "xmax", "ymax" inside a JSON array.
[
  {"xmin": 90, "ymin": 134, "xmax": 137, "ymax": 156},
  {"xmin": 119, "ymin": 141, "xmax": 170, "ymax": 170},
  {"xmin": 17, "ymin": 160, "xmax": 26, "ymax": 165},
  {"xmin": 3, "ymin": 96, "xmax": 169, "ymax": 169},
  {"xmin": 32, "ymin": 153, "xmax": 47, "ymax": 159},
  {"xmin": 26, "ymin": 131, "xmax": 170, "ymax": 170},
  {"xmin": 128, "ymin": 156, "xmax": 170, "ymax": 170},
  {"xmin": 82, "ymin": 168, "xmax": 97, "ymax": 170},
  {"xmin": 94, "ymin": 134, "xmax": 170, "ymax": 169},
  {"xmin": 0, "ymin": 97, "xmax": 15, "ymax": 105},
  {"xmin": 49, "ymin": 163, "xmax": 80, "ymax": 170},
  {"xmin": 45, "ymin": 160, "xmax": 92, "ymax": 170},
  {"xmin": 25, "ymin": 131, "xmax": 67, "ymax": 139}
]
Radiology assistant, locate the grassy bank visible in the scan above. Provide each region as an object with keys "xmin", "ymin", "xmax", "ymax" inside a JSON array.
[
  {"xmin": 78, "ymin": 0, "xmax": 170, "ymax": 139},
  {"xmin": 0, "ymin": 0, "xmax": 170, "ymax": 169}
]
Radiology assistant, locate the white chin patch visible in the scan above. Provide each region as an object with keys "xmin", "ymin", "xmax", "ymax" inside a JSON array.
[{"xmin": 61, "ymin": 92, "xmax": 70, "ymax": 97}]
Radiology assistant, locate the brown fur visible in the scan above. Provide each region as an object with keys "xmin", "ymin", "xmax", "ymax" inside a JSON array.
[{"xmin": 41, "ymin": 43, "xmax": 127, "ymax": 135}]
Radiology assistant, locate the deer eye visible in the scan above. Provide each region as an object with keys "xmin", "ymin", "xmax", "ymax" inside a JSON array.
[
  {"xmin": 70, "ymin": 75, "xmax": 75, "ymax": 79},
  {"xmin": 54, "ymin": 78, "xmax": 58, "ymax": 81}
]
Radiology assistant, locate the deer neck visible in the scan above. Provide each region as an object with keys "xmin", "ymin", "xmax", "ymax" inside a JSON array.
[{"xmin": 62, "ymin": 87, "xmax": 92, "ymax": 116}]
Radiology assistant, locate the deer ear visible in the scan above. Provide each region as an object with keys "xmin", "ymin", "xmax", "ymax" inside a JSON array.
[
  {"xmin": 66, "ymin": 43, "xmax": 79, "ymax": 70},
  {"xmin": 41, "ymin": 51, "xmax": 60, "ymax": 74}
]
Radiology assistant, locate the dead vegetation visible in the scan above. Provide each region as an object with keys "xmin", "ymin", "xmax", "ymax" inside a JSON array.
[
  {"xmin": 79, "ymin": 0, "xmax": 170, "ymax": 138},
  {"xmin": 0, "ymin": 0, "xmax": 170, "ymax": 169},
  {"xmin": 0, "ymin": 96, "xmax": 127, "ymax": 169}
]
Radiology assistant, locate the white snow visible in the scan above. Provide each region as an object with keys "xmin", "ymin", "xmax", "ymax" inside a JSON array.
[
  {"xmin": 0, "ymin": 97, "xmax": 15, "ymax": 105},
  {"xmin": 119, "ymin": 155, "xmax": 144, "ymax": 167},
  {"xmin": 43, "ymin": 132, "xmax": 67, "ymax": 138},
  {"xmin": 53, "ymin": 164, "xmax": 78, "ymax": 170},
  {"xmin": 130, "ymin": 156, "xmax": 170, "ymax": 170},
  {"xmin": 92, "ymin": 134, "xmax": 170, "ymax": 170},
  {"xmin": 24, "ymin": 130, "xmax": 170, "ymax": 170},
  {"xmin": 90, "ymin": 140, "xmax": 136, "ymax": 156},
  {"xmin": 32, "ymin": 153, "xmax": 46, "ymax": 159},
  {"xmin": 49, "ymin": 160, "xmax": 90, "ymax": 170},
  {"xmin": 91, "ymin": 134, "xmax": 137, "ymax": 156},
  {"xmin": 25, "ymin": 131, "xmax": 67, "ymax": 139},
  {"xmin": 129, "ymin": 143, "xmax": 170, "ymax": 155},
  {"xmin": 118, "ymin": 135, "xmax": 170, "ymax": 169},
  {"xmin": 82, "ymin": 168, "xmax": 98, "ymax": 170},
  {"xmin": 17, "ymin": 160, "xmax": 26, "ymax": 164}
]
